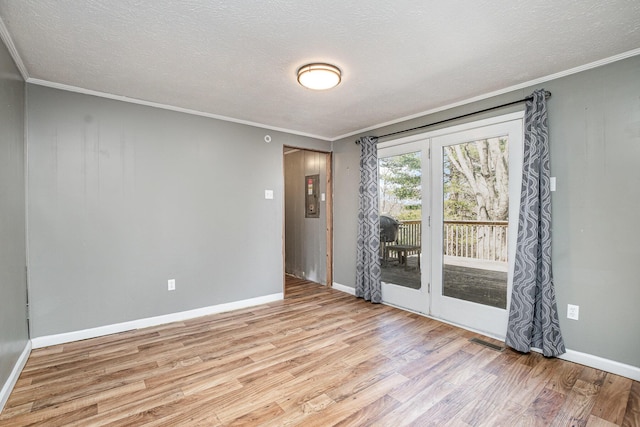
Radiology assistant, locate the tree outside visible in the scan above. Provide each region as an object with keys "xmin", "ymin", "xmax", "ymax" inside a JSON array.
[
  {"xmin": 444, "ymin": 137, "xmax": 509, "ymax": 262},
  {"xmin": 379, "ymin": 152, "xmax": 422, "ymax": 220},
  {"xmin": 444, "ymin": 137, "xmax": 509, "ymax": 222},
  {"xmin": 379, "ymin": 139, "xmax": 508, "ymax": 222}
]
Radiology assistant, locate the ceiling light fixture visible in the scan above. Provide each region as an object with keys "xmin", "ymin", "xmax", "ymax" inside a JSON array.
[{"xmin": 297, "ymin": 63, "xmax": 341, "ymax": 90}]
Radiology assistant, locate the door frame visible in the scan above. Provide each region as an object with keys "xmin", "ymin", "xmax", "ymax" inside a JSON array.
[
  {"xmin": 378, "ymin": 138, "xmax": 430, "ymax": 314},
  {"xmin": 378, "ymin": 111, "xmax": 524, "ymax": 339},
  {"xmin": 282, "ymin": 146, "xmax": 333, "ymax": 297},
  {"xmin": 429, "ymin": 113, "xmax": 524, "ymax": 340}
]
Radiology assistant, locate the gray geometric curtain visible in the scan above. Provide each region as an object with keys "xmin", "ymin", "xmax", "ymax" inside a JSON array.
[
  {"xmin": 506, "ymin": 89, "xmax": 565, "ymax": 357},
  {"xmin": 356, "ymin": 136, "xmax": 382, "ymax": 303}
]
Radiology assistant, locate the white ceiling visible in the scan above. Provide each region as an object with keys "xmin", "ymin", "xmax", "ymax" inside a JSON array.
[{"xmin": 1, "ymin": 1, "xmax": 639, "ymax": 141}]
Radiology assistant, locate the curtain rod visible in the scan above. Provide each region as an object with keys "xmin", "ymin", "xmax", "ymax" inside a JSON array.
[{"xmin": 355, "ymin": 90, "xmax": 551, "ymax": 143}]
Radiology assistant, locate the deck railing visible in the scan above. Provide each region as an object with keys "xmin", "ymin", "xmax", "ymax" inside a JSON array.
[
  {"xmin": 396, "ymin": 220, "xmax": 421, "ymax": 247},
  {"xmin": 443, "ymin": 220, "xmax": 508, "ymax": 262},
  {"xmin": 394, "ymin": 220, "xmax": 508, "ymax": 262}
]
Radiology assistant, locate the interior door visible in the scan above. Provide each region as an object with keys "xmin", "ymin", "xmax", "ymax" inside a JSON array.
[
  {"xmin": 378, "ymin": 139, "xmax": 430, "ymax": 314},
  {"xmin": 430, "ymin": 117, "xmax": 523, "ymax": 339}
]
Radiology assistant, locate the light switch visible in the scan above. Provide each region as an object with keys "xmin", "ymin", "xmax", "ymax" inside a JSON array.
[
  {"xmin": 321, "ymin": 193, "xmax": 326, "ymax": 202},
  {"xmin": 265, "ymin": 189, "xmax": 274, "ymax": 199},
  {"xmin": 550, "ymin": 177, "xmax": 556, "ymax": 192}
]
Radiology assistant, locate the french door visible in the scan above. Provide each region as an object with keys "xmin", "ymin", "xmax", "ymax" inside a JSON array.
[
  {"xmin": 379, "ymin": 112, "xmax": 523, "ymax": 339},
  {"xmin": 378, "ymin": 140, "xmax": 430, "ymax": 314}
]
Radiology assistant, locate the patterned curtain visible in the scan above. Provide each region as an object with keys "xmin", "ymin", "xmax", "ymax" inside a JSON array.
[
  {"xmin": 356, "ymin": 136, "xmax": 382, "ymax": 303},
  {"xmin": 505, "ymin": 89, "xmax": 565, "ymax": 357}
]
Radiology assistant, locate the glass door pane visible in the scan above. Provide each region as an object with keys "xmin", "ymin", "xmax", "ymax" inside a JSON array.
[
  {"xmin": 379, "ymin": 151, "xmax": 422, "ymax": 290},
  {"xmin": 378, "ymin": 139, "xmax": 429, "ymax": 315},
  {"xmin": 430, "ymin": 115, "xmax": 523, "ymax": 339},
  {"xmin": 442, "ymin": 138, "xmax": 509, "ymax": 309}
]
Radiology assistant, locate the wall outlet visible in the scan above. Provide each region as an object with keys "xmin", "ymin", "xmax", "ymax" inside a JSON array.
[
  {"xmin": 168, "ymin": 279, "xmax": 176, "ymax": 291},
  {"xmin": 567, "ymin": 304, "xmax": 579, "ymax": 320}
]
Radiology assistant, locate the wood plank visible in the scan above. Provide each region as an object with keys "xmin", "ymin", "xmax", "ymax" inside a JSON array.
[
  {"xmin": 551, "ymin": 378, "xmax": 603, "ymax": 426},
  {"xmin": 623, "ymin": 380, "xmax": 640, "ymax": 427},
  {"xmin": 410, "ymin": 369, "xmax": 499, "ymax": 426},
  {"xmin": 0, "ymin": 381, "xmax": 144, "ymax": 426},
  {"xmin": 267, "ymin": 392, "xmax": 337, "ymax": 426},
  {"xmin": 516, "ymin": 386, "xmax": 567, "ymax": 426},
  {"xmin": 587, "ymin": 414, "xmax": 622, "ymax": 427},
  {"xmin": 456, "ymin": 399, "xmax": 524, "ymax": 427},
  {"xmin": 301, "ymin": 372, "xmax": 409, "ymax": 426},
  {"xmin": 225, "ymin": 401, "xmax": 284, "ymax": 426},
  {"xmin": 504, "ymin": 355, "xmax": 562, "ymax": 408},
  {"xmin": 72, "ymin": 388, "xmax": 185, "ymax": 426},
  {"xmin": 544, "ymin": 360, "xmax": 584, "ymax": 396},
  {"xmin": 372, "ymin": 377, "xmax": 458, "ymax": 427},
  {"xmin": 590, "ymin": 372, "xmax": 632, "ymax": 424},
  {"xmin": 333, "ymin": 394, "xmax": 400, "ymax": 427},
  {"xmin": 205, "ymin": 371, "xmax": 297, "ymax": 424},
  {"xmin": 389, "ymin": 350, "xmax": 475, "ymax": 404}
]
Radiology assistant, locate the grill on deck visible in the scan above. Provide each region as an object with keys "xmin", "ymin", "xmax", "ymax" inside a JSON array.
[{"xmin": 380, "ymin": 215, "xmax": 400, "ymax": 243}]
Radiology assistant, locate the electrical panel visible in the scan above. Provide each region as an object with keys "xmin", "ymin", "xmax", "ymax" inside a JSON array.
[{"xmin": 305, "ymin": 174, "xmax": 320, "ymax": 218}]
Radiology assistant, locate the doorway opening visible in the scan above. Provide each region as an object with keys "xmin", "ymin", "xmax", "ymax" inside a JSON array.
[{"xmin": 283, "ymin": 147, "xmax": 333, "ymax": 297}]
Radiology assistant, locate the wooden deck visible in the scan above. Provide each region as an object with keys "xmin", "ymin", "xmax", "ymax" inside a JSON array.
[
  {"xmin": 0, "ymin": 276, "xmax": 638, "ymax": 426},
  {"xmin": 382, "ymin": 255, "xmax": 508, "ymax": 309}
]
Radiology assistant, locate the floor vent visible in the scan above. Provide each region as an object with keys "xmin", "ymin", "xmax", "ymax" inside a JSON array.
[{"xmin": 469, "ymin": 337, "xmax": 505, "ymax": 352}]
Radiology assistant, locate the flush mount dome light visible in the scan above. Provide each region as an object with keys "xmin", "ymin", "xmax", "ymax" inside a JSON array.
[{"xmin": 297, "ymin": 63, "xmax": 341, "ymax": 90}]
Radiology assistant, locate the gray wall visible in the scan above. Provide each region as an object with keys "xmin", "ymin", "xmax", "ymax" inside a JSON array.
[
  {"xmin": 26, "ymin": 85, "xmax": 330, "ymax": 338},
  {"xmin": 333, "ymin": 55, "xmax": 640, "ymax": 368},
  {"xmin": 284, "ymin": 149, "xmax": 327, "ymax": 284},
  {"xmin": 0, "ymin": 39, "xmax": 28, "ymax": 395}
]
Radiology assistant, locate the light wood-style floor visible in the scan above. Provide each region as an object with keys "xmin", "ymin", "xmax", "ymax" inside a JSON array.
[{"xmin": 1, "ymin": 276, "xmax": 638, "ymax": 426}]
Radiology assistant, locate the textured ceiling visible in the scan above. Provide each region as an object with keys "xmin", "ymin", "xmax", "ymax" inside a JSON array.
[{"xmin": 1, "ymin": 0, "xmax": 639, "ymax": 140}]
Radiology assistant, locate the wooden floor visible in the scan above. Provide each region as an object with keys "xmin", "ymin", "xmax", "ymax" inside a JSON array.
[{"xmin": 1, "ymin": 277, "xmax": 638, "ymax": 426}]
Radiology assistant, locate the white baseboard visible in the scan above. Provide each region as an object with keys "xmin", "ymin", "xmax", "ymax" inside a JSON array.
[
  {"xmin": 0, "ymin": 340, "xmax": 31, "ymax": 413},
  {"xmin": 531, "ymin": 347, "xmax": 640, "ymax": 382},
  {"xmin": 331, "ymin": 282, "xmax": 355, "ymax": 296},
  {"xmin": 31, "ymin": 293, "xmax": 283, "ymax": 349}
]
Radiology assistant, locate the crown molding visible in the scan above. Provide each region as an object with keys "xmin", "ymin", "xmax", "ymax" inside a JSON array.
[
  {"xmin": 26, "ymin": 78, "xmax": 333, "ymax": 142},
  {"xmin": 15, "ymin": 42, "xmax": 640, "ymax": 143},
  {"xmin": 0, "ymin": 15, "xmax": 29, "ymax": 80},
  {"xmin": 332, "ymin": 47, "xmax": 640, "ymax": 142}
]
